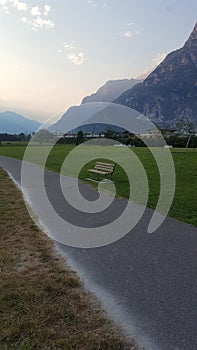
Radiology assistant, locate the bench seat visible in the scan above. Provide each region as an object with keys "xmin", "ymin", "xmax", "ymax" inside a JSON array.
[{"xmin": 88, "ymin": 161, "xmax": 115, "ymax": 179}]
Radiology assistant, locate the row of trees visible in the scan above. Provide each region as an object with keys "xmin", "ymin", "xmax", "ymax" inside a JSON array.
[
  {"xmin": 56, "ymin": 131, "xmax": 197, "ymax": 148},
  {"xmin": 0, "ymin": 132, "xmax": 31, "ymax": 142},
  {"xmin": 1, "ymin": 117, "xmax": 196, "ymax": 148}
]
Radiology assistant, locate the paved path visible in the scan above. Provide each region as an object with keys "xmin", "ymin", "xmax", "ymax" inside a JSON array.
[{"xmin": 0, "ymin": 156, "xmax": 196, "ymax": 350}]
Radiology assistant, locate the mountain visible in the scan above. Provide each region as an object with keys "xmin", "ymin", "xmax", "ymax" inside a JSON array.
[
  {"xmin": 49, "ymin": 104, "xmax": 106, "ymax": 133},
  {"xmin": 82, "ymin": 78, "xmax": 141, "ymax": 104},
  {"xmin": 50, "ymin": 78, "xmax": 141, "ymax": 133},
  {"xmin": 0, "ymin": 111, "xmax": 41, "ymax": 134},
  {"xmin": 115, "ymin": 23, "xmax": 197, "ymax": 125}
]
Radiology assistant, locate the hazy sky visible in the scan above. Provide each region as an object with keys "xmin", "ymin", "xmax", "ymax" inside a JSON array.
[{"xmin": 0, "ymin": 0, "xmax": 196, "ymax": 122}]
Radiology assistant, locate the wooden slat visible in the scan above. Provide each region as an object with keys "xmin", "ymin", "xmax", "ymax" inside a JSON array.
[
  {"xmin": 95, "ymin": 165, "xmax": 114, "ymax": 171},
  {"xmin": 96, "ymin": 163, "xmax": 114, "ymax": 168},
  {"xmin": 96, "ymin": 162, "xmax": 114, "ymax": 167},
  {"xmin": 88, "ymin": 169, "xmax": 111, "ymax": 175}
]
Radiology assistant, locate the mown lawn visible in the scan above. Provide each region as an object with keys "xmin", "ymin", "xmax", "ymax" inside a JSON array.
[{"xmin": 0, "ymin": 143, "xmax": 196, "ymax": 226}]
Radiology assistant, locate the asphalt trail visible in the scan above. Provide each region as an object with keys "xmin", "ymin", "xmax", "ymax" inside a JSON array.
[{"xmin": 0, "ymin": 156, "xmax": 196, "ymax": 350}]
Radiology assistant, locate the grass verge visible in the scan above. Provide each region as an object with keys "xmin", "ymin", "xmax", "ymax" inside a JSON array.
[{"xmin": 0, "ymin": 168, "xmax": 134, "ymax": 350}]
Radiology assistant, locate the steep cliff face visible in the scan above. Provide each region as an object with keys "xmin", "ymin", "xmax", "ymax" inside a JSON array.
[{"xmin": 115, "ymin": 23, "xmax": 197, "ymax": 125}]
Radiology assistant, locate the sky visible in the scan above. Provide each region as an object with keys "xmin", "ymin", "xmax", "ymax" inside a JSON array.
[{"xmin": 0, "ymin": 0, "xmax": 196, "ymax": 122}]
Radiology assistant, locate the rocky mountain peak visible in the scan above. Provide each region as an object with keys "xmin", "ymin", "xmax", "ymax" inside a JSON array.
[
  {"xmin": 115, "ymin": 23, "xmax": 197, "ymax": 125},
  {"xmin": 184, "ymin": 22, "xmax": 197, "ymax": 48}
]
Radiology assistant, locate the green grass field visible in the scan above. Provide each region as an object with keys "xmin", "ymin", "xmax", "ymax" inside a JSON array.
[{"xmin": 0, "ymin": 143, "xmax": 196, "ymax": 226}]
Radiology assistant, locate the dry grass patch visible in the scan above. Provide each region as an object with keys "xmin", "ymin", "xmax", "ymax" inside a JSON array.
[{"xmin": 0, "ymin": 168, "xmax": 135, "ymax": 350}]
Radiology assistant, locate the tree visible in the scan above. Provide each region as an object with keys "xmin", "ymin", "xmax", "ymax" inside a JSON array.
[
  {"xmin": 75, "ymin": 131, "xmax": 85, "ymax": 145},
  {"xmin": 175, "ymin": 118, "xmax": 195, "ymax": 135},
  {"xmin": 32, "ymin": 129, "xmax": 54, "ymax": 143},
  {"xmin": 104, "ymin": 129, "xmax": 115, "ymax": 139},
  {"xmin": 18, "ymin": 132, "xmax": 26, "ymax": 141}
]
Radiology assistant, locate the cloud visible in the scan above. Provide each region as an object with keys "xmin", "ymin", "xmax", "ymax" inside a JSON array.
[
  {"xmin": 64, "ymin": 42, "xmax": 76, "ymax": 50},
  {"xmin": 32, "ymin": 16, "xmax": 54, "ymax": 30},
  {"xmin": 120, "ymin": 22, "xmax": 140, "ymax": 39},
  {"xmin": 44, "ymin": 4, "xmax": 50, "ymax": 16},
  {"xmin": 30, "ymin": 6, "xmax": 40, "ymax": 16},
  {"xmin": 0, "ymin": 0, "xmax": 9, "ymax": 14},
  {"xmin": 20, "ymin": 15, "xmax": 29, "ymax": 23},
  {"xmin": 10, "ymin": 0, "xmax": 28, "ymax": 12},
  {"xmin": 60, "ymin": 42, "xmax": 86, "ymax": 66},
  {"xmin": 87, "ymin": 0, "xmax": 107, "ymax": 9},
  {"xmin": 121, "ymin": 30, "xmax": 140, "ymax": 38},
  {"xmin": 152, "ymin": 52, "xmax": 166, "ymax": 66},
  {"xmin": 121, "ymin": 31, "xmax": 133, "ymax": 38},
  {"xmin": 136, "ymin": 52, "xmax": 167, "ymax": 80},
  {"xmin": 136, "ymin": 69, "xmax": 152, "ymax": 80},
  {"xmin": 0, "ymin": 1, "xmax": 54, "ymax": 31},
  {"xmin": 67, "ymin": 52, "xmax": 85, "ymax": 66}
]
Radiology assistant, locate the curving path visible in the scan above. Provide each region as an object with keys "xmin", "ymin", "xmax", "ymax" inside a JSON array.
[{"xmin": 0, "ymin": 156, "xmax": 196, "ymax": 350}]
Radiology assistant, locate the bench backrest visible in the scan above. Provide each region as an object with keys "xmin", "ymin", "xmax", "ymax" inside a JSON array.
[{"xmin": 95, "ymin": 162, "xmax": 115, "ymax": 173}]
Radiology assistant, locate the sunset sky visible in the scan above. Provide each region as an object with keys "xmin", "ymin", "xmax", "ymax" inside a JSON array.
[{"xmin": 0, "ymin": 0, "xmax": 196, "ymax": 121}]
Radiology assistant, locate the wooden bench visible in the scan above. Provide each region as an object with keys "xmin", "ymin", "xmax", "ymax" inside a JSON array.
[{"xmin": 88, "ymin": 162, "xmax": 115, "ymax": 180}]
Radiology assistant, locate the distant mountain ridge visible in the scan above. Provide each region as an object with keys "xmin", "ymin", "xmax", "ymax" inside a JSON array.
[
  {"xmin": 0, "ymin": 111, "xmax": 41, "ymax": 134},
  {"xmin": 82, "ymin": 78, "xmax": 141, "ymax": 104},
  {"xmin": 115, "ymin": 23, "xmax": 197, "ymax": 125},
  {"xmin": 50, "ymin": 78, "xmax": 141, "ymax": 133}
]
